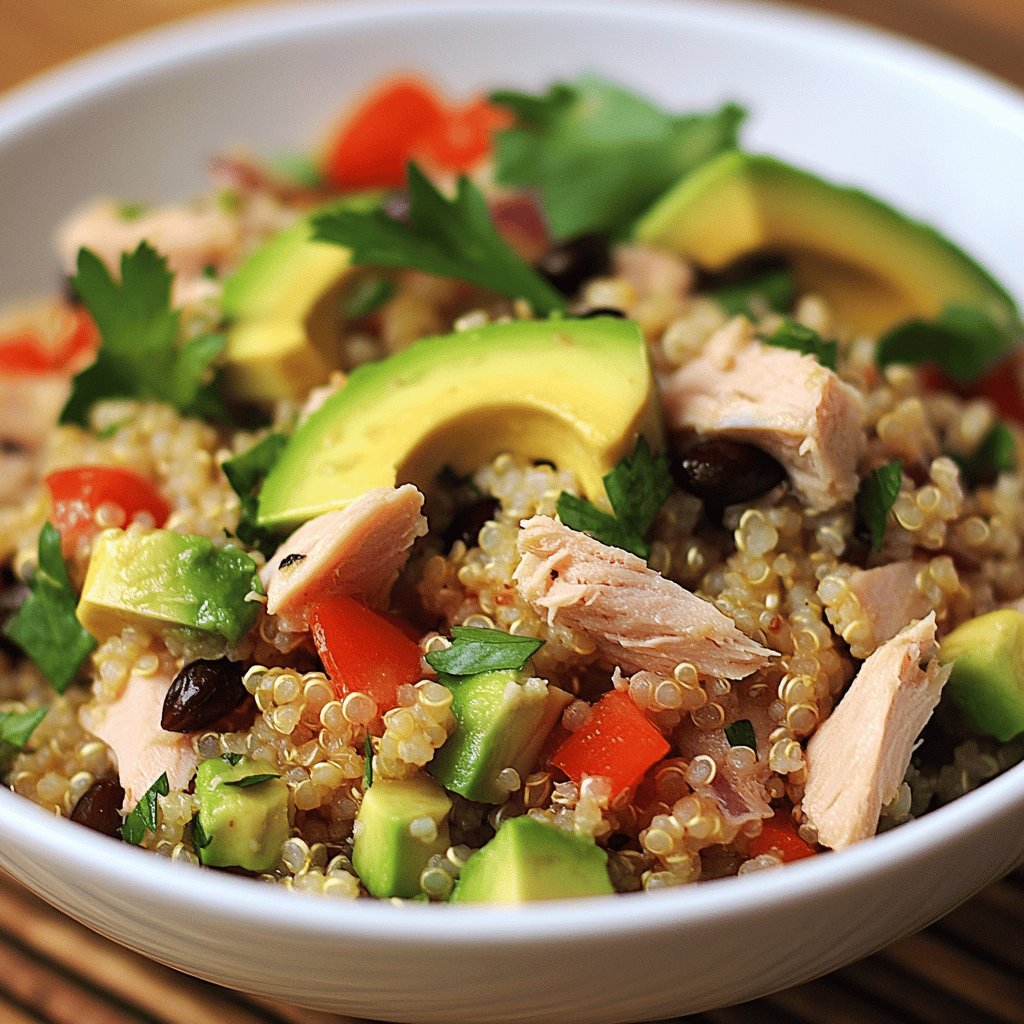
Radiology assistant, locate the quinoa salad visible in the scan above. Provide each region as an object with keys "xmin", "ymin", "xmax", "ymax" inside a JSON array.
[{"xmin": 2, "ymin": 74, "xmax": 1023, "ymax": 903}]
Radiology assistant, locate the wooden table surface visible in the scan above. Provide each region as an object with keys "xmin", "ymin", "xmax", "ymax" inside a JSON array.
[{"xmin": 1, "ymin": 2, "xmax": 1023, "ymax": 1024}]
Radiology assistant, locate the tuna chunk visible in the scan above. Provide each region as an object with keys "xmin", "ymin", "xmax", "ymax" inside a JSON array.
[
  {"xmin": 660, "ymin": 318, "xmax": 865, "ymax": 510},
  {"xmin": 81, "ymin": 667, "xmax": 197, "ymax": 808},
  {"xmin": 514, "ymin": 515, "xmax": 775, "ymax": 679},
  {"xmin": 0, "ymin": 375, "xmax": 70, "ymax": 452},
  {"xmin": 262, "ymin": 484, "xmax": 427, "ymax": 632},
  {"xmin": 802, "ymin": 613, "xmax": 949, "ymax": 850}
]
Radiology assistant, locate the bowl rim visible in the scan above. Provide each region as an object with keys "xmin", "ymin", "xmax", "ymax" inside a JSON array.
[{"xmin": 1, "ymin": 0, "xmax": 1023, "ymax": 945}]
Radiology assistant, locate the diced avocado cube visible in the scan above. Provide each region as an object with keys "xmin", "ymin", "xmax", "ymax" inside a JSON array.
[
  {"xmin": 352, "ymin": 774, "xmax": 452, "ymax": 899},
  {"xmin": 195, "ymin": 756, "xmax": 289, "ymax": 872},
  {"xmin": 451, "ymin": 815, "xmax": 614, "ymax": 904},
  {"xmin": 77, "ymin": 528, "xmax": 262, "ymax": 645},
  {"xmin": 428, "ymin": 670, "xmax": 572, "ymax": 804},
  {"xmin": 940, "ymin": 609, "xmax": 1024, "ymax": 741}
]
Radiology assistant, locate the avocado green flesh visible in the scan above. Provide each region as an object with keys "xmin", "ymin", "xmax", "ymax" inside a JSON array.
[
  {"xmin": 257, "ymin": 317, "xmax": 662, "ymax": 529},
  {"xmin": 195, "ymin": 756, "xmax": 290, "ymax": 872},
  {"xmin": 940, "ymin": 609, "xmax": 1024, "ymax": 742},
  {"xmin": 352, "ymin": 775, "xmax": 452, "ymax": 899},
  {"xmin": 452, "ymin": 815, "xmax": 613, "ymax": 904},
  {"xmin": 428, "ymin": 670, "xmax": 572, "ymax": 804},
  {"xmin": 635, "ymin": 151, "xmax": 1019, "ymax": 335}
]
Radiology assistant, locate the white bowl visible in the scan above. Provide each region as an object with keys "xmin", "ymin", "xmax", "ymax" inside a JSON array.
[{"xmin": 2, "ymin": 3, "xmax": 1024, "ymax": 1022}]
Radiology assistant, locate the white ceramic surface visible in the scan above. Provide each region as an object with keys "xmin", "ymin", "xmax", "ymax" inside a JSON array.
[{"xmin": 2, "ymin": 3, "xmax": 1024, "ymax": 1022}]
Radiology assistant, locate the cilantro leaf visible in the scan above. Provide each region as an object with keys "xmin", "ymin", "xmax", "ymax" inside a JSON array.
[
  {"xmin": 425, "ymin": 626, "xmax": 544, "ymax": 676},
  {"xmin": 222, "ymin": 432, "xmax": 288, "ymax": 556},
  {"xmin": 312, "ymin": 164, "xmax": 565, "ymax": 315},
  {"xmin": 60, "ymin": 243, "xmax": 226, "ymax": 426},
  {"xmin": 491, "ymin": 75, "xmax": 745, "ymax": 239},
  {"xmin": 724, "ymin": 719, "xmax": 756, "ymax": 749},
  {"xmin": 856, "ymin": 461, "xmax": 903, "ymax": 553},
  {"xmin": 121, "ymin": 772, "xmax": 169, "ymax": 846},
  {"xmin": 363, "ymin": 734, "xmax": 374, "ymax": 790},
  {"xmin": 953, "ymin": 422, "xmax": 1017, "ymax": 488},
  {"xmin": 221, "ymin": 752, "xmax": 243, "ymax": 766},
  {"xmin": 191, "ymin": 812, "xmax": 213, "ymax": 850},
  {"xmin": 876, "ymin": 303, "xmax": 1023, "ymax": 385},
  {"xmin": 3, "ymin": 524, "xmax": 96, "ymax": 693},
  {"xmin": 556, "ymin": 436, "xmax": 672, "ymax": 559},
  {"xmin": 223, "ymin": 772, "xmax": 280, "ymax": 788},
  {"xmin": 342, "ymin": 274, "xmax": 396, "ymax": 320},
  {"xmin": 0, "ymin": 707, "xmax": 48, "ymax": 774},
  {"xmin": 710, "ymin": 265, "xmax": 795, "ymax": 318},
  {"xmin": 761, "ymin": 320, "xmax": 838, "ymax": 370}
]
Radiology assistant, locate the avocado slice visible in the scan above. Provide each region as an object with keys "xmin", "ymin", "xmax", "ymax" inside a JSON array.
[
  {"xmin": 257, "ymin": 316, "xmax": 661, "ymax": 528},
  {"xmin": 195, "ymin": 755, "xmax": 289, "ymax": 872},
  {"xmin": 634, "ymin": 151, "xmax": 1019, "ymax": 334},
  {"xmin": 451, "ymin": 815, "xmax": 613, "ymax": 904},
  {"xmin": 939, "ymin": 609, "xmax": 1024, "ymax": 741},
  {"xmin": 221, "ymin": 193, "xmax": 379, "ymax": 404},
  {"xmin": 352, "ymin": 774, "xmax": 452, "ymax": 898},
  {"xmin": 77, "ymin": 528, "xmax": 261, "ymax": 645},
  {"xmin": 428, "ymin": 669, "xmax": 572, "ymax": 804}
]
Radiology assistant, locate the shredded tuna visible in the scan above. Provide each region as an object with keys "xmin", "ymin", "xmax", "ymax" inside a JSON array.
[
  {"xmin": 514, "ymin": 515, "xmax": 775, "ymax": 678},
  {"xmin": 802, "ymin": 613, "xmax": 949, "ymax": 850},
  {"xmin": 613, "ymin": 243, "xmax": 694, "ymax": 301},
  {"xmin": 660, "ymin": 318, "xmax": 866, "ymax": 510},
  {"xmin": 840, "ymin": 560, "xmax": 933, "ymax": 653}
]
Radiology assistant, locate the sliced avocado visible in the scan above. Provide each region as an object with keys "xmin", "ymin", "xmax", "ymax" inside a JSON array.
[
  {"xmin": 195, "ymin": 755, "xmax": 289, "ymax": 872},
  {"xmin": 634, "ymin": 151, "xmax": 1019, "ymax": 334},
  {"xmin": 77, "ymin": 528, "xmax": 261, "ymax": 644},
  {"xmin": 939, "ymin": 609, "xmax": 1024, "ymax": 741},
  {"xmin": 352, "ymin": 774, "xmax": 452, "ymax": 899},
  {"xmin": 221, "ymin": 193, "xmax": 379, "ymax": 404},
  {"xmin": 257, "ymin": 317, "xmax": 661, "ymax": 528},
  {"xmin": 428, "ymin": 669, "xmax": 572, "ymax": 805},
  {"xmin": 451, "ymin": 815, "xmax": 613, "ymax": 904}
]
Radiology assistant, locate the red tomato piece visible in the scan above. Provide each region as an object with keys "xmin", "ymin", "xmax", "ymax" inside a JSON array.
[
  {"xmin": 420, "ymin": 97, "xmax": 513, "ymax": 173},
  {"xmin": 309, "ymin": 594, "xmax": 424, "ymax": 714},
  {"xmin": 550, "ymin": 689, "xmax": 670, "ymax": 800},
  {"xmin": 746, "ymin": 812, "xmax": 818, "ymax": 863},
  {"xmin": 0, "ymin": 307, "xmax": 98, "ymax": 376}
]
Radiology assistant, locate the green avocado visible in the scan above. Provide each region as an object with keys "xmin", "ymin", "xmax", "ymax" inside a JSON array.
[
  {"xmin": 257, "ymin": 316, "xmax": 661, "ymax": 529},
  {"xmin": 428, "ymin": 669, "xmax": 572, "ymax": 804},
  {"xmin": 451, "ymin": 815, "xmax": 614, "ymax": 904},
  {"xmin": 634, "ymin": 151, "xmax": 1019, "ymax": 334},
  {"xmin": 195, "ymin": 756, "xmax": 290, "ymax": 872},
  {"xmin": 77, "ymin": 528, "xmax": 261, "ymax": 645},
  {"xmin": 939, "ymin": 609, "xmax": 1024, "ymax": 741},
  {"xmin": 352, "ymin": 774, "xmax": 452, "ymax": 899}
]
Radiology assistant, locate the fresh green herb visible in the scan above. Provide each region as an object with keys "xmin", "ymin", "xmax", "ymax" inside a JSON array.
[
  {"xmin": 491, "ymin": 75, "xmax": 745, "ymax": 239},
  {"xmin": 117, "ymin": 202, "xmax": 147, "ymax": 222},
  {"xmin": 94, "ymin": 416, "xmax": 133, "ymax": 440},
  {"xmin": 60, "ymin": 243, "xmax": 226, "ymax": 427},
  {"xmin": 953, "ymin": 422, "xmax": 1017, "ymax": 488},
  {"xmin": 761, "ymin": 320, "xmax": 838, "ymax": 370},
  {"xmin": 201, "ymin": 263, "xmax": 218, "ymax": 281},
  {"xmin": 341, "ymin": 275, "xmax": 396, "ymax": 320},
  {"xmin": 191, "ymin": 812, "xmax": 213, "ymax": 850},
  {"xmin": 0, "ymin": 707, "xmax": 48, "ymax": 774},
  {"xmin": 711, "ymin": 266, "xmax": 795, "ymax": 318},
  {"xmin": 222, "ymin": 432, "xmax": 288, "ymax": 556},
  {"xmin": 269, "ymin": 152, "xmax": 324, "ymax": 189},
  {"xmin": 221, "ymin": 752, "xmax": 243, "ymax": 766},
  {"xmin": 363, "ymin": 735, "xmax": 374, "ymax": 790},
  {"xmin": 3, "ymin": 524, "xmax": 96, "ymax": 693},
  {"xmin": 312, "ymin": 163, "xmax": 566, "ymax": 316},
  {"xmin": 424, "ymin": 626, "xmax": 544, "ymax": 676},
  {"xmin": 223, "ymin": 773, "xmax": 280, "ymax": 788},
  {"xmin": 556, "ymin": 436, "xmax": 673, "ymax": 559},
  {"xmin": 876, "ymin": 303, "xmax": 1023, "ymax": 385},
  {"xmin": 121, "ymin": 772, "xmax": 169, "ymax": 845},
  {"xmin": 724, "ymin": 719, "xmax": 756, "ymax": 749},
  {"xmin": 856, "ymin": 461, "xmax": 903, "ymax": 553}
]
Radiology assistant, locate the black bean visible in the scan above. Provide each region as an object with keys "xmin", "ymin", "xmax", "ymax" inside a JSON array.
[
  {"xmin": 442, "ymin": 497, "xmax": 499, "ymax": 551},
  {"xmin": 161, "ymin": 658, "xmax": 249, "ymax": 733},
  {"xmin": 70, "ymin": 779, "xmax": 125, "ymax": 837},
  {"xmin": 278, "ymin": 553, "xmax": 306, "ymax": 569},
  {"xmin": 578, "ymin": 306, "xmax": 626, "ymax": 319},
  {"xmin": 536, "ymin": 233, "xmax": 611, "ymax": 296},
  {"xmin": 671, "ymin": 436, "xmax": 786, "ymax": 507}
]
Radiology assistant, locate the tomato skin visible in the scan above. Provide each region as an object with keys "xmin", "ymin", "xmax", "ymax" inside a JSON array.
[
  {"xmin": 420, "ymin": 97, "xmax": 513, "ymax": 172},
  {"xmin": 746, "ymin": 812, "xmax": 817, "ymax": 863},
  {"xmin": 309, "ymin": 594, "xmax": 424, "ymax": 714},
  {"xmin": 0, "ymin": 307, "xmax": 98, "ymax": 376}
]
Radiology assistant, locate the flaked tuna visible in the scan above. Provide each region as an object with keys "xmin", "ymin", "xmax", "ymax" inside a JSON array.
[
  {"xmin": 514, "ymin": 515, "xmax": 775, "ymax": 679},
  {"xmin": 261, "ymin": 484, "xmax": 427, "ymax": 632},
  {"xmin": 802, "ymin": 613, "xmax": 949, "ymax": 850},
  {"xmin": 660, "ymin": 318, "xmax": 865, "ymax": 510}
]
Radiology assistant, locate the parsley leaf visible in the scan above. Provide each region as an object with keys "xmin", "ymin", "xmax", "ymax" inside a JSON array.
[
  {"xmin": 724, "ymin": 719, "xmax": 756, "ymax": 749},
  {"xmin": 60, "ymin": 243, "xmax": 226, "ymax": 426},
  {"xmin": 556, "ymin": 436, "xmax": 673, "ymax": 559},
  {"xmin": 121, "ymin": 772, "xmax": 169, "ymax": 846},
  {"xmin": 0, "ymin": 707, "xmax": 48, "ymax": 774},
  {"xmin": 761, "ymin": 320, "xmax": 838, "ymax": 370},
  {"xmin": 222, "ymin": 432, "xmax": 288, "ymax": 556},
  {"xmin": 223, "ymin": 772, "xmax": 280, "ymax": 788},
  {"xmin": 312, "ymin": 163, "xmax": 565, "ymax": 315},
  {"xmin": 856, "ymin": 461, "xmax": 903, "ymax": 553},
  {"xmin": 876, "ymin": 303, "xmax": 1023, "ymax": 385},
  {"xmin": 342, "ymin": 275, "xmax": 396, "ymax": 320},
  {"xmin": 3, "ymin": 524, "xmax": 96, "ymax": 693},
  {"xmin": 424, "ymin": 626, "xmax": 544, "ymax": 676},
  {"xmin": 221, "ymin": 752, "xmax": 243, "ymax": 766},
  {"xmin": 953, "ymin": 422, "xmax": 1017, "ymax": 488},
  {"xmin": 363, "ymin": 734, "xmax": 374, "ymax": 790},
  {"xmin": 491, "ymin": 75, "xmax": 745, "ymax": 239},
  {"xmin": 191, "ymin": 812, "xmax": 213, "ymax": 850},
  {"xmin": 710, "ymin": 264, "xmax": 795, "ymax": 319}
]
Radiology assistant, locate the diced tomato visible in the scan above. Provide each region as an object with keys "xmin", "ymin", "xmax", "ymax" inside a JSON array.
[
  {"xmin": 0, "ymin": 307, "xmax": 98, "ymax": 376},
  {"xmin": 419, "ymin": 96, "xmax": 512, "ymax": 173},
  {"xmin": 918, "ymin": 350, "xmax": 1024, "ymax": 424},
  {"xmin": 550, "ymin": 689, "xmax": 670, "ymax": 800},
  {"xmin": 746, "ymin": 812, "xmax": 818, "ymax": 863},
  {"xmin": 309, "ymin": 594, "xmax": 424, "ymax": 713},
  {"xmin": 45, "ymin": 466, "xmax": 171, "ymax": 555}
]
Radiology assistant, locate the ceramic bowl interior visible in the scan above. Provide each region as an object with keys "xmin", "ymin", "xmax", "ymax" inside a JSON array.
[{"xmin": 1, "ymin": 3, "xmax": 1024, "ymax": 1023}]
